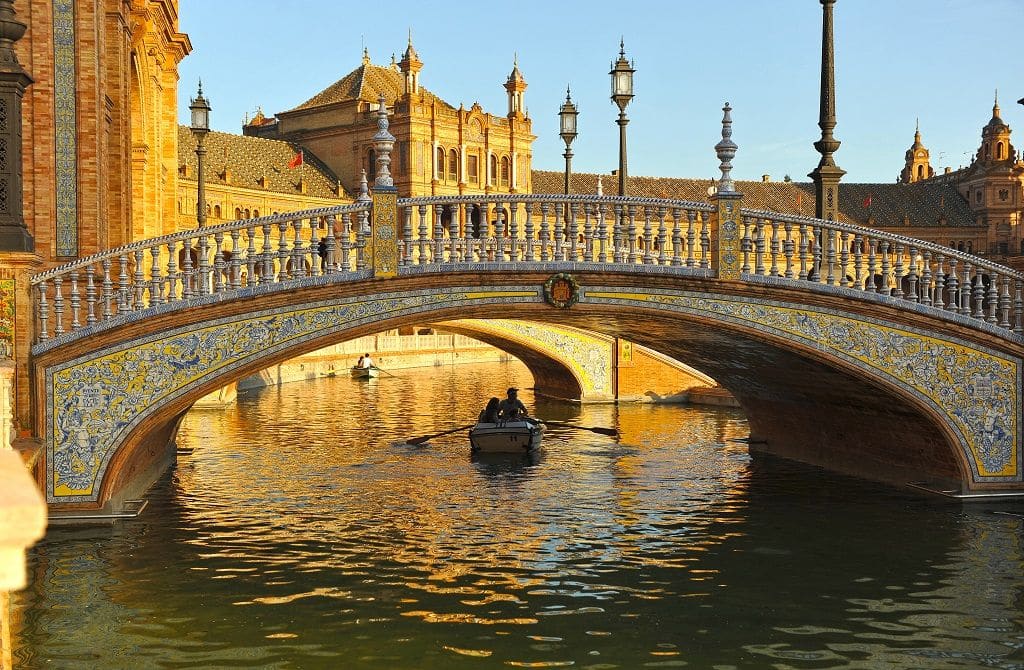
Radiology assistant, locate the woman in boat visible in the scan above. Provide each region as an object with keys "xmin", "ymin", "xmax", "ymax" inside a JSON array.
[{"xmin": 478, "ymin": 397, "xmax": 501, "ymax": 424}]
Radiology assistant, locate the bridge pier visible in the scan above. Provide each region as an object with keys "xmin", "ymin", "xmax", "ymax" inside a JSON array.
[{"xmin": 0, "ymin": 252, "xmax": 42, "ymax": 439}]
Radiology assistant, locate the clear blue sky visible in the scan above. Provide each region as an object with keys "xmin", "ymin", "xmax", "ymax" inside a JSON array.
[{"xmin": 178, "ymin": 0, "xmax": 1023, "ymax": 185}]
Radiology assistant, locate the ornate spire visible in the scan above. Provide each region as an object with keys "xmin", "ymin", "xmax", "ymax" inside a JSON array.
[
  {"xmin": 715, "ymin": 103, "xmax": 737, "ymax": 193},
  {"xmin": 361, "ymin": 47, "xmax": 370, "ymax": 66},
  {"xmin": 356, "ymin": 169, "xmax": 370, "ymax": 202},
  {"xmin": 372, "ymin": 94, "xmax": 395, "ymax": 189}
]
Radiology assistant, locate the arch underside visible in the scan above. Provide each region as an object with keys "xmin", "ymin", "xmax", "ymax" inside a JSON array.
[{"xmin": 37, "ymin": 277, "xmax": 1022, "ymax": 506}]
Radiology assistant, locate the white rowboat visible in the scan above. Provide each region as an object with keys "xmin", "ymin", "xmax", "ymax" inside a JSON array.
[{"xmin": 469, "ymin": 420, "xmax": 544, "ymax": 453}]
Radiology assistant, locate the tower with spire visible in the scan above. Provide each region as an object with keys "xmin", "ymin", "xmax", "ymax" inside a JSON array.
[
  {"xmin": 504, "ymin": 55, "xmax": 527, "ymax": 118},
  {"xmin": 899, "ymin": 120, "xmax": 934, "ymax": 183},
  {"xmin": 398, "ymin": 32, "xmax": 422, "ymax": 97}
]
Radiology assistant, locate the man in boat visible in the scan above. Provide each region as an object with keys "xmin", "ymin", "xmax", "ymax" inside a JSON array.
[
  {"xmin": 360, "ymin": 353, "xmax": 375, "ymax": 369},
  {"xmin": 497, "ymin": 387, "xmax": 529, "ymax": 421}
]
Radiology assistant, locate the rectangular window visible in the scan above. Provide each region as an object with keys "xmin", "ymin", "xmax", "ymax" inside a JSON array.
[{"xmin": 468, "ymin": 155, "xmax": 479, "ymax": 183}]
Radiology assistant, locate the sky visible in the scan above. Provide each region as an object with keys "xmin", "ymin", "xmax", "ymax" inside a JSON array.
[{"xmin": 177, "ymin": 0, "xmax": 1024, "ymax": 185}]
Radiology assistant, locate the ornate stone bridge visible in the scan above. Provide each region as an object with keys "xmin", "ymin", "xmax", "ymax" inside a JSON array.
[{"xmin": 15, "ymin": 106, "xmax": 1024, "ymax": 513}]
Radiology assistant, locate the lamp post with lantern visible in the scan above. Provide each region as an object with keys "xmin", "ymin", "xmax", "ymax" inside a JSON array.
[
  {"xmin": 559, "ymin": 86, "xmax": 578, "ymax": 196},
  {"xmin": 189, "ymin": 81, "xmax": 211, "ymax": 228},
  {"xmin": 609, "ymin": 40, "xmax": 634, "ymax": 197}
]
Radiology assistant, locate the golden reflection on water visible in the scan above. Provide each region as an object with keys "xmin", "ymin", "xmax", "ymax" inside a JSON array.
[{"xmin": 12, "ymin": 361, "xmax": 1024, "ymax": 669}]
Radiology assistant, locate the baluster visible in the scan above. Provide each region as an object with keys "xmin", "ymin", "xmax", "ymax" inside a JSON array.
[
  {"xmin": 69, "ymin": 270, "xmax": 80, "ymax": 330},
  {"xmin": 669, "ymin": 208, "xmax": 682, "ymax": 266},
  {"xmin": 539, "ymin": 202, "xmax": 551, "ymax": 262},
  {"xmin": 245, "ymin": 227, "xmax": 258, "ymax": 285},
  {"xmin": 851, "ymin": 235, "xmax": 862, "ymax": 289},
  {"xmin": 101, "ymin": 258, "xmax": 113, "ymax": 318},
  {"xmin": 638, "ymin": 205, "xmax": 651, "ymax": 264},
  {"xmin": 213, "ymin": 232, "xmax": 225, "ymax": 292},
  {"xmin": 551, "ymin": 201, "xmax": 565, "ymax": 262},
  {"xmin": 808, "ymin": 227, "xmax": 822, "ymax": 282},
  {"xmin": 402, "ymin": 205, "xmax": 414, "ymax": 267},
  {"xmin": 165, "ymin": 242, "xmax": 178, "ymax": 301},
  {"xmin": 755, "ymin": 218, "xmax": 767, "ymax": 276},
  {"xmin": 197, "ymin": 236, "xmax": 210, "ymax": 294},
  {"xmin": 150, "ymin": 246, "xmax": 163, "ymax": 305},
  {"xmin": 84, "ymin": 270, "xmax": 96, "ymax": 327},
  {"xmin": 986, "ymin": 271, "xmax": 999, "ymax": 323},
  {"xmin": 37, "ymin": 282, "xmax": 49, "ymax": 341},
  {"xmin": 449, "ymin": 205, "xmax": 461, "ymax": 263},
  {"xmin": 656, "ymin": 206, "xmax": 668, "ymax": 265},
  {"xmin": 521, "ymin": 202, "xmax": 534, "ymax": 262},
  {"xmin": 53, "ymin": 276, "xmax": 64, "ymax": 335},
  {"xmin": 613, "ymin": 204, "xmax": 625, "ymax": 263},
  {"xmin": 597, "ymin": 203, "xmax": 609, "ymax": 263},
  {"xmin": 308, "ymin": 218, "xmax": 321, "ymax": 277},
  {"xmin": 261, "ymin": 222, "xmax": 274, "ymax": 283},
  {"xmin": 825, "ymin": 229, "xmax": 838, "ymax": 285},
  {"xmin": 740, "ymin": 216, "xmax": 753, "ymax": 274},
  {"xmin": 229, "ymin": 230, "xmax": 242, "ymax": 288},
  {"xmin": 568, "ymin": 202, "xmax": 580, "ymax": 262},
  {"xmin": 970, "ymin": 267, "xmax": 985, "ymax": 319},
  {"xmin": 294, "ymin": 218, "xmax": 308, "ymax": 277},
  {"xmin": 798, "ymin": 224, "xmax": 810, "ymax": 280},
  {"xmin": 685, "ymin": 210, "xmax": 697, "ymax": 268},
  {"xmin": 132, "ymin": 249, "xmax": 145, "ymax": 308},
  {"xmin": 945, "ymin": 258, "xmax": 959, "ymax": 311},
  {"xmin": 583, "ymin": 203, "xmax": 595, "ymax": 262},
  {"xmin": 838, "ymin": 232, "xmax": 850, "ymax": 287},
  {"xmin": 278, "ymin": 219, "xmax": 292, "ymax": 278},
  {"xmin": 906, "ymin": 247, "xmax": 918, "ymax": 303},
  {"xmin": 509, "ymin": 202, "xmax": 521, "ymax": 262},
  {"xmin": 866, "ymin": 239, "xmax": 878, "ymax": 292},
  {"xmin": 498, "ymin": 207, "xmax": 510, "ymax": 262},
  {"xmin": 769, "ymin": 220, "xmax": 781, "ymax": 277},
  {"xmin": 413, "ymin": 205, "xmax": 426, "ymax": 265},
  {"xmin": 336, "ymin": 213, "xmax": 350, "ymax": 272},
  {"xmin": 932, "ymin": 254, "xmax": 945, "ymax": 310},
  {"xmin": 1014, "ymin": 280, "xmax": 1023, "ymax": 334},
  {"xmin": 783, "ymin": 222, "xmax": 795, "ymax": 279},
  {"xmin": 891, "ymin": 244, "xmax": 904, "ymax": 298},
  {"xmin": 627, "ymin": 205, "xmax": 639, "ymax": 264},
  {"xmin": 998, "ymin": 274, "xmax": 1011, "ymax": 328},
  {"xmin": 441, "ymin": 205, "xmax": 454, "ymax": 263},
  {"xmin": 919, "ymin": 251, "xmax": 932, "ymax": 307},
  {"xmin": 699, "ymin": 212, "xmax": 710, "ymax": 269},
  {"xmin": 430, "ymin": 206, "xmax": 443, "ymax": 263},
  {"xmin": 961, "ymin": 263, "xmax": 975, "ymax": 317},
  {"xmin": 117, "ymin": 253, "xmax": 131, "ymax": 309},
  {"xmin": 357, "ymin": 207, "xmax": 371, "ymax": 270},
  {"xmin": 878, "ymin": 242, "xmax": 892, "ymax": 294}
]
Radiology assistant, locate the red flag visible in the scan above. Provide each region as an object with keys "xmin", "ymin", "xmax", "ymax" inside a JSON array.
[
  {"xmin": 288, "ymin": 149, "xmax": 303, "ymax": 169},
  {"xmin": 863, "ymin": 194, "xmax": 872, "ymax": 208}
]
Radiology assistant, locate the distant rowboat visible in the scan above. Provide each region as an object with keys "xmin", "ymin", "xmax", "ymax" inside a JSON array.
[
  {"xmin": 469, "ymin": 420, "xmax": 544, "ymax": 453},
  {"xmin": 350, "ymin": 366, "xmax": 380, "ymax": 379}
]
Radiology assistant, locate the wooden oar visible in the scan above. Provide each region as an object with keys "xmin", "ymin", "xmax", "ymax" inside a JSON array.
[
  {"xmin": 541, "ymin": 421, "xmax": 618, "ymax": 437},
  {"xmin": 374, "ymin": 366, "xmax": 400, "ymax": 378},
  {"xmin": 407, "ymin": 424, "xmax": 475, "ymax": 445}
]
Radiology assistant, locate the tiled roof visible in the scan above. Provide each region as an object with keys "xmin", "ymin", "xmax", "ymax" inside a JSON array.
[
  {"xmin": 288, "ymin": 63, "xmax": 455, "ymax": 113},
  {"xmin": 531, "ymin": 170, "xmax": 979, "ymax": 229},
  {"xmin": 178, "ymin": 126, "xmax": 348, "ymax": 200}
]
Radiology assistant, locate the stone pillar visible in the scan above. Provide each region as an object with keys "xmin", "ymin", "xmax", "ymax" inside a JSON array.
[
  {"xmin": 371, "ymin": 95, "xmax": 398, "ymax": 277},
  {"xmin": 0, "ymin": 0, "xmax": 33, "ymax": 251},
  {"xmin": 710, "ymin": 103, "xmax": 742, "ymax": 280},
  {"xmin": 0, "ymin": 251, "xmax": 42, "ymax": 435}
]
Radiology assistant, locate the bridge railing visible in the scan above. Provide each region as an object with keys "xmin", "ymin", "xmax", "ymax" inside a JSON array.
[{"xmin": 28, "ymin": 193, "xmax": 1024, "ymax": 345}]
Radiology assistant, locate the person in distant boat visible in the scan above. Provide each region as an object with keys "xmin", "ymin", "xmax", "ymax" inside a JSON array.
[
  {"xmin": 356, "ymin": 355, "xmax": 365, "ymax": 369},
  {"xmin": 497, "ymin": 387, "xmax": 528, "ymax": 421},
  {"xmin": 361, "ymin": 353, "xmax": 375, "ymax": 369},
  {"xmin": 479, "ymin": 397, "xmax": 501, "ymax": 424}
]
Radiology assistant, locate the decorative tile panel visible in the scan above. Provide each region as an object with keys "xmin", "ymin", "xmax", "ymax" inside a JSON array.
[
  {"xmin": 0, "ymin": 279, "xmax": 13, "ymax": 359},
  {"xmin": 54, "ymin": 0, "xmax": 78, "ymax": 257},
  {"xmin": 371, "ymin": 191, "xmax": 397, "ymax": 277}
]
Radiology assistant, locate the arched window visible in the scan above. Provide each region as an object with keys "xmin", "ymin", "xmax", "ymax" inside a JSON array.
[
  {"xmin": 448, "ymin": 148, "xmax": 458, "ymax": 182},
  {"xmin": 489, "ymin": 154, "xmax": 497, "ymax": 186},
  {"xmin": 500, "ymin": 156, "xmax": 510, "ymax": 187},
  {"xmin": 253, "ymin": 209, "xmax": 259, "ymax": 218},
  {"xmin": 214, "ymin": 204, "xmax": 221, "ymax": 218},
  {"xmin": 997, "ymin": 142, "xmax": 1005, "ymax": 159},
  {"xmin": 436, "ymin": 147, "xmax": 445, "ymax": 180},
  {"xmin": 235, "ymin": 207, "xmax": 243, "ymax": 219},
  {"xmin": 916, "ymin": 165, "xmax": 924, "ymax": 179},
  {"xmin": 244, "ymin": 208, "xmax": 251, "ymax": 218}
]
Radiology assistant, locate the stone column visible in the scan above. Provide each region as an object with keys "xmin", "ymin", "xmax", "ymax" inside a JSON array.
[
  {"xmin": 0, "ymin": 0, "xmax": 33, "ymax": 251},
  {"xmin": 371, "ymin": 95, "xmax": 398, "ymax": 277},
  {"xmin": 710, "ymin": 103, "xmax": 742, "ymax": 280}
]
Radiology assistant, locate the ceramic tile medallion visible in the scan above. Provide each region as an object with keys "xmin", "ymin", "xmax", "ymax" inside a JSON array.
[
  {"xmin": 585, "ymin": 287, "xmax": 1021, "ymax": 483},
  {"xmin": 45, "ymin": 286, "xmax": 539, "ymax": 503}
]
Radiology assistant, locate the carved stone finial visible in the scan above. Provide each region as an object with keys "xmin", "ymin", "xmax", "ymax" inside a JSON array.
[
  {"xmin": 715, "ymin": 103, "xmax": 737, "ymax": 193},
  {"xmin": 372, "ymin": 95, "xmax": 396, "ymax": 189},
  {"xmin": 596, "ymin": 174, "xmax": 603, "ymax": 196},
  {"xmin": 357, "ymin": 169, "xmax": 370, "ymax": 202}
]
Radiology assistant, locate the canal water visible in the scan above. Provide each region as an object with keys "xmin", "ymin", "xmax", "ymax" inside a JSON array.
[{"xmin": 12, "ymin": 361, "xmax": 1024, "ymax": 669}]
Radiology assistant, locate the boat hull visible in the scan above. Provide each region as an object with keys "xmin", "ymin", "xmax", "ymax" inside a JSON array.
[
  {"xmin": 469, "ymin": 421, "xmax": 544, "ymax": 453},
  {"xmin": 350, "ymin": 366, "xmax": 380, "ymax": 379}
]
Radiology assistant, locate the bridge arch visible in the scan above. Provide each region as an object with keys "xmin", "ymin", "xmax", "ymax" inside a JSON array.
[{"xmin": 31, "ymin": 270, "xmax": 1021, "ymax": 511}]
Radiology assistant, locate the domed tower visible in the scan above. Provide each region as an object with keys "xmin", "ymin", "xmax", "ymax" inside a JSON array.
[
  {"xmin": 977, "ymin": 93, "xmax": 1015, "ymax": 165},
  {"xmin": 899, "ymin": 120, "xmax": 934, "ymax": 183},
  {"xmin": 399, "ymin": 33, "xmax": 423, "ymax": 97},
  {"xmin": 504, "ymin": 55, "xmax": 527, "ymax": 118}
]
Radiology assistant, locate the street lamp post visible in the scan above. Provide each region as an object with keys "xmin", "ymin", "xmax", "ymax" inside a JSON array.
[
  {"xmin": 559, "ymin": 86, "xmax": 578, "ymax": 195},
  {"xmin": 189, "ymin": 81, "xmax": 211, "ymax": 228},
  {"xmin": 609, "ymin": 40, "xmax": 634, "ymax": 197}
]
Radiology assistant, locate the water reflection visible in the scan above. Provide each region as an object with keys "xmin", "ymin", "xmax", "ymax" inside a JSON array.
[{"xmin": 13, "ymin": 361, "xmax": 1024, "ymax": 669}]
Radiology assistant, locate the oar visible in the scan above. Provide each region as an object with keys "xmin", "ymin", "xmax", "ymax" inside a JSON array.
[
  {"xmin": 374, "ymin": 366, "xmax": 400, "ymax": 378},
  {"xmin": 541, "ymin": 421, "xmax": 618, "ymax": 437},
  {"xmin": 407, "ymin": 424, "xmax": 475, "ymax": 445}
]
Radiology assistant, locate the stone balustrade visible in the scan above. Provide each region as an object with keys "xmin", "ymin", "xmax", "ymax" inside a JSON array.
[{"xmin": 28, "ymin": 194, "xmax": 1024, "ymax": 347}]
